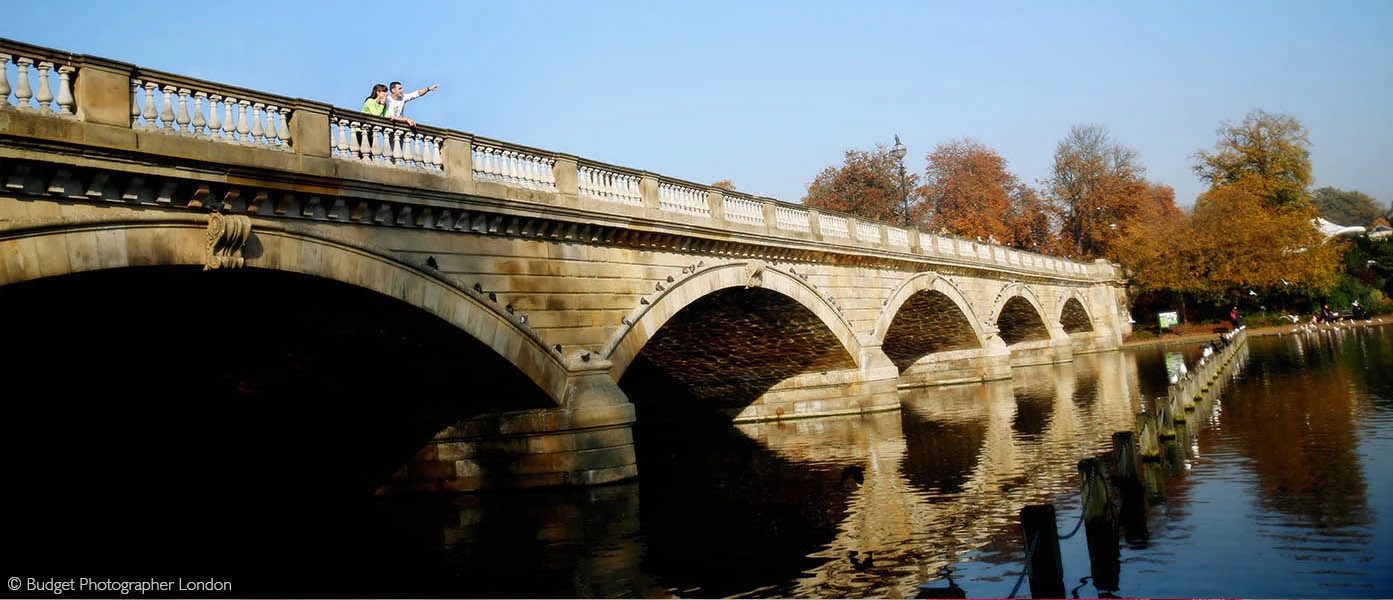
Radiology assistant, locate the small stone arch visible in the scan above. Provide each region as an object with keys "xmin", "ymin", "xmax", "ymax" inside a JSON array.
[
  {"xmin": 0, "ymin": 220, "xmax": 573, "ymax": 405},
  {"xmin": 603, "ymin": 261, "xmax": 863, "ymax": 381},
  {"xmin": 1059, "ymin": 292, "xmax": 1095, "ymax": 334},
  {"xmin": 990, "ymin": 282, "xmax": 1054, "ymax": 345},
  {"xmin": 872, "ymin": 271, "xmax": 986, "ymax": 346}
]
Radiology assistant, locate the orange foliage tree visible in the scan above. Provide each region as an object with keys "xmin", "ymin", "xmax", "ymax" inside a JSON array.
[
  {"xmin": 1185, "ymin": 110, "xmax": 1342, "ymax": 304},
  {"xmin": 803, "ymin": 143, "xmax": 921, "ymax": 224},
  {"xmin": 921, "ymin": 138, "xmax": 1032, "ymax": 243},
  {"xmin": 1188, "ymin": 186, "xmax": 1342, "ymax": 302},
  {"xmin": 1047, "ymin": 125, "xmax": 1149, "ymax": 259},
  {"xmin": 1192, "ymin": 109, "xmax": 1311, "ymax": 208},
  {"xmin": 1115, "ymin": 184, "xmax": 1197, "ymax": 292}
]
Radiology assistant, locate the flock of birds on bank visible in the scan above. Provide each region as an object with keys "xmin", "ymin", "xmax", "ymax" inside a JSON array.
[{"xmin": 1280, "ymin": 315, "xmax": 1385, "ymax": 335}]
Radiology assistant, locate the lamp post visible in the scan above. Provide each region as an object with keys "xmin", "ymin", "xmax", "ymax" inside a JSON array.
[{"xmin": 892, "ymin": 134, "xmax": 908, "ymax": 226}]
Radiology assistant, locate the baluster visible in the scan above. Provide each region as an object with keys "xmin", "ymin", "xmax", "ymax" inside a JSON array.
[
  {"xmin": 0, "ymin": 54, "xmax": 12, "ymax": 108},
  {"xmin": 335, "ymin": 117, "xmax": 349, "ymax": 156},
  {"xmin": 545, "ymin": 159, "xmax": 557, "ymax": 189},
  {"xmin": 339, "ymin": 118, "xmax": 356, "ymax": 157},
  {"xmin": 175, "ymin": 88, "xmax": 191, "ymax": 133},
  {"xmin": 142, "ymin": 82, "xmax": 158, "ymax": 128},
  {"xmin": 130, "ymin": 79, "xmax": 141, "ymax": 124},
  {"xmin": 478, "ymin": 148, "xmax": 491, "ymax": 179},
  {"xmin": 159, "ymin": 85, "xmax": 176, "ymax": 129},
  {"xmin": 391, "ymin": 128, "xmax": 403, "ymax": 166},
  {"xmin": 236, "ymin": 100, "xmax": 250, "ymax": 143},
  {"xmin": 34, "ymin": 62, "xmax": 54, "ymax": 112},
  {"xmin": 509, "ymin": 151, "xmax": 522, "ymax": 184},
  {"xmin": 277, "ymin": 107, "xmax": 292, "ymax": 148},
  {"xmin": 221, "ymin": 97, "xmax": 237, "ymax": 139},
  {"xmin": 370, "ymin": 125, "xmax": 384, "ymax": 162},
  {"xmin": 14, "ymin": 57, "xmax": 34, "ymax": 110},
  {"xmin": 410, "ymin": 132, "xmax": 423, "ymax": 167},
  {"xmin": 56, "ymin": 66, "xmax": 75, "ymax": 115},
  {"xmin": 207, "ymin": 95, "xmax": 223, "ymax": 137},
  {"xmin": 263, "ymin": 104, "xmax": 279, "ymax": 146},
  {"xmin": 432, "ymin": 137, "xmax": 443, "ymax": 170},
  {"xmin": 249, "ymin": 102, "xmax": 265, "ymax": 144},
  {"xmin": 192, "ymin": 92, "xmax": 207, "ymax": 135}
]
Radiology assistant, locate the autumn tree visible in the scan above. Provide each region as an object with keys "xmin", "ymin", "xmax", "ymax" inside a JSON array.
[
  {"xmin": 1186, "ymin": 110, "xmax": 1342, "ymax": 304},
  {"xmin": 711, "ymin": 179, "xmax": 737, "ymax": 191},
  {"xmin": 920, "ymin": 138, "xmax": 1018, "ymax": 242},
  {"xmin": 1188, "ymin": 186, "xmax": 1342, "ymax": 303},
  {"xmin": 1311, "ymin": 186, "xmax": 1380, "ymax": 227},
  {"xmin": 1113, "ymin": 182, "xmax": 1201, "ymax": 315},
  {"xmin": 1004, "ymin": 184, "xmax": 1060, "ymax": 253},
  {"xmin": 803, "ymin": 143, "xmax": 921, "ymax": 224},
  {"xmin": 1046, "ymin": 124, "xmax": 1149, "ymax": 259},
  {"xmin": 1192, "ymin": 109, "xmax": 1311, "ymax": 207}
]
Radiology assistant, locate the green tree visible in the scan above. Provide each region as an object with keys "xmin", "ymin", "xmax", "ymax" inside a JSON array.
[
  {"xmin": 1047, "ymin": 124, "xmax": 1149, "ymax": 259},
  {"xmin": 1311, "ymin": 186, "xmax": 1380, "ymax": 227},
  {"xmin": 803, "ymin": 143, "xmax": 920, "ymax": 224}
]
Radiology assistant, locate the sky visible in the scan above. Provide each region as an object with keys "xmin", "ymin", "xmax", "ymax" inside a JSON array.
[{"xmin": 5, "ymin": 0, "xmax": 1391, "ymax": 211}]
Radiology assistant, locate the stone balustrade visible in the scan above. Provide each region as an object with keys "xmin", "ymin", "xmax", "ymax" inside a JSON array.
[
  {"xmin": 329, "ymin": 109, "xmax": 445, "ymax": 171},
  {"xmin": 130, "ymin": 68, "xmax": 293, "ymax": 150},
  {"xmin": 0, "ymin": 43, "xmax": 77, "ymax": 115},
  {"xmin": 0, "ymin": 36, "xmax": 1116, "ymax": 282}
]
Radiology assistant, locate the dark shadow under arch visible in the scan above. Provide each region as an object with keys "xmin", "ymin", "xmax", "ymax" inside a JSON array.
[
  {"xmin": 882, "ymin": 289, "xmax": 982, "ymax": 371},
  {"xmin": 618, "ymin": 286, "xmax": 855, "ymax": 423},
  {"xmin": 1061, "ymin": 297, "xmax": 1094, "ymax": 334},
  {"xmin": 1, "ymin": 265, "xmax": 552, "ymax": 594},
  {"xmin": 997, "ymin": 296, "xmax": 1051, "ymax": 345}
]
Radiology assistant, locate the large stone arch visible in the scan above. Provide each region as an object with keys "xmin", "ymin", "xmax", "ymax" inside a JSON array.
[
  {"xmin": 603, "ymin": 260, "xmax": 864, "ymax": 382},
  {"xmin": 989, "ymin": 282, "xmax": 1054, "ymax": 345},
  {"xmin": 872, "ymin": 271, "xmax": 986, "ymax": 346},
  {"xmin": 0, "ymin": 217, "xmax": 574, "ymax": 406}
]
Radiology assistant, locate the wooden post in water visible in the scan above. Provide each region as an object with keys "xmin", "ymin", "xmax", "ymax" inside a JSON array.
[
  {"xmin": 1019, "ymin": 504, "xmax": 1065, "ymax": 598},
  {"xmin": 1078, "ymin": 458, "xmax": 1120, "ymax": 593},
  {"xmin": 1137, "ymin": 412, "xmax": 1161, "ymax": 462},
  {"xmin": 1141, "ymin": 461, "xmax": 1166, "ymax": 504},
  {"xmin": 1156, "ymin": 398, "xmax": 1176, "ymax": 441},
  {"xmin": 1111, "ymin": 431, "xmax": 1148, "ymax": 544},
  {"xmin": 1111, "ymin": 432, "xmax": 1138, "ymax": 487}
]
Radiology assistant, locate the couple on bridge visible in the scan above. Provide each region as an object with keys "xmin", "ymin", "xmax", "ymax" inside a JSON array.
[{"xmin": 361, "ymin": 81, "xmax": 439, "ymax": 128}]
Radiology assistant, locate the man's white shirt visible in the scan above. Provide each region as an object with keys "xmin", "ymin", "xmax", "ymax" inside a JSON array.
[{"xmin": 387, "ymin": 90, "xmax": 421, "ymax": 118}]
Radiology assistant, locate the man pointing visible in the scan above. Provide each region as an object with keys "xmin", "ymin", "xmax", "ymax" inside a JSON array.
[{"xmin": 387, "ymin": 81, "xmax": 438, "ymax": 127}]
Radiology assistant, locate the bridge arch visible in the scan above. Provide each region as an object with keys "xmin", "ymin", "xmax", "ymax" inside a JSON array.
[
  {"xmin": 1059, "ymin": 291, "xmax": 1095, "ymax": 334},
  {"xmin": 990, "ymin": 283, "xmax": 1054, "ymax": 345},
  {"xmin": 873, "ymin": 272, "xmax": 986, "ymax": 345},
  {"xmin": 873, "ymin": 272, "xmax": 987, "ymax": 372},
  {"xmin": 603, "ymin": 260, "xmax": 863, "ymax": 381},
  {"xmin": 0, "ymin": 219, "xmax": 572, "ymax": 405}
]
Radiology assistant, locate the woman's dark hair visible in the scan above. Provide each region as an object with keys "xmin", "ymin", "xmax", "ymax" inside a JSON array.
[{"xmin": 365, "ymin": 83, "xmax": 388, "ymax": 101}]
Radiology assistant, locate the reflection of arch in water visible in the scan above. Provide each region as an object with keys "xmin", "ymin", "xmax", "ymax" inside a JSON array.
[{"xmin": 633, "ymin": 421, "xmax": 861, "ymax": 597}]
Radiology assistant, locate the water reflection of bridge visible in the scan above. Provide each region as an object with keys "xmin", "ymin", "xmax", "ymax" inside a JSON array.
[{"xmin": 735, "ymin": 350, "xmax": 1143, "ymax": 598}]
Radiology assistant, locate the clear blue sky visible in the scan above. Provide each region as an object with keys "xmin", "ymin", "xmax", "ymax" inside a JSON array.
[{"xmin": 6, "ymin": 0, "xmax": 1391, "ymax": 211}]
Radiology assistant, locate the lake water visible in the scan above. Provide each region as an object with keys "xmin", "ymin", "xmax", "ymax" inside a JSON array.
[{"xmin": 4, "ymin": 270, "xmax": 1391, "ymax": 598}]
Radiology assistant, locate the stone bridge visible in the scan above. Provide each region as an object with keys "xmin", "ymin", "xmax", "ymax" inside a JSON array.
[{"xmin": 0, "ymin": 38, "xmax": 1130, "ymax": 491}]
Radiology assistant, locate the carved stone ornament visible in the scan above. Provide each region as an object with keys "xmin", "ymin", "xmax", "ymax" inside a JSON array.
[
  {"xmin": 743, "ymin": 260, "xmax": 767, "ymax": 289},
  {"xmin": 204, "ymin": 212, "xmax": 252, "ymax": 270}
]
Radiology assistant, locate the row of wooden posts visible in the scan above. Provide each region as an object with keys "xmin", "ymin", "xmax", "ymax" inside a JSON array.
[{"xmin": 1017, "ymin": 329, "xmax": 1250, "ymax": 598}]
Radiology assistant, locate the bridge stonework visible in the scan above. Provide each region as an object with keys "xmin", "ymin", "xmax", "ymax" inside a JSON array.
[{"xmin": 0, "ymin": 39, "xmax": 1131, "ymax": 492}]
